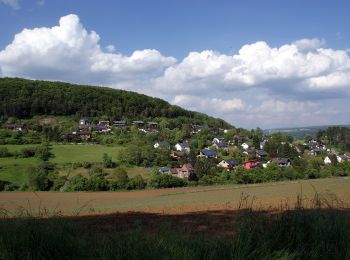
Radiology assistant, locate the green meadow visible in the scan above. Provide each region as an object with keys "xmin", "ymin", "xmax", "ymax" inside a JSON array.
[{"xmin": 0, "ymin": 144, "xmax": 126, "ymax": 185}]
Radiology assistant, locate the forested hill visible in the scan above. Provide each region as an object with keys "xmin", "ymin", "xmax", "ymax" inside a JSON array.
[{"xmin": 0, "ymin": 78, "xmax": 232, "ymax": 128}]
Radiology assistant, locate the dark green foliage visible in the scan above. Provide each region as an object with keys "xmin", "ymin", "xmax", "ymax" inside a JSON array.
[
  {"xmin": 148, "ymin": 173, "xmax": 186, "ymax": 188},
  {"xmin": 109, "ymin": 168, "xmax": 129, "ymax": 190},
  {"xmin": 128, "ymin": 174, "xmax": 147, "ymax": 190},
  {"xmin": 0, "ymin": 147, "xmax": 11, "ymax": 157},
  {"xmin": 0, "ymin": 78, "xmax": 231, "ymax": 128},
  {"xmin": 317, "ymin": 126, "xmax": 350, "ymax": 150},
  {"xmin": 102, "ymin": 153, "xmax": 114, "ymax": 168},
  {"xmin": 27, "ymin": 162, "xmax": 56, "ymax": 191},
  {"xmin": 35, "ymin": 143, "xmax": 53, "ymax": 161}
]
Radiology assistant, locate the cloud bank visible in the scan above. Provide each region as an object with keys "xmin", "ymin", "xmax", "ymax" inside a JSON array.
[{"xmin": 0, "ymin": 14, "xmax": 349, "ymax": 128}]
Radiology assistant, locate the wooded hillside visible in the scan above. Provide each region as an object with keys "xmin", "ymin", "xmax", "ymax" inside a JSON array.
[{"xmin": 0, "ymin": 78, "xmax": 231, "ymax": 128}]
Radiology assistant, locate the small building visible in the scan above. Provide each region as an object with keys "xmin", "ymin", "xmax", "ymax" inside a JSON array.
[
  {"xmin": 241, "ymin": 142, "xmax": 250, "ymax": 150},
  {"xmin": 154, "ymin": 141, "xmax": 170, "ymax": 149},
  {"xmin": 324, "ymin": 156, "xmax": 332, "ymax": 165},
  {"xmin": 198, "ymin": 149, "xmax": 217, "ymax": 158},
  {"xmin": 98, "ymin": 120, "xmax": 110, "ymax": 127},
  {"xmin": 256, "ymin": 149, "xmax": 268, "ymax": 158},
  {"xmin": 213, "ymin": 137, "xmax": 225, "ymax": 144},
  {"xmin": 113, "ymin": 121, "xmax": 127, "ymax": 127},
  {"xmin": 243, "ymin": 160, "xmax": 258, "ymax": 169},
  {"xmin": 133, "ymin": 121, "xmax": 145, "ymax": 128},
  {"xmin": 272, "ymin": 157, "xmax": 291, "ymax": 167},
  {"xmin": 79, "ymin": 118, "xmax": 89, "ymax": 126},
  {"xmin": 174, "ymin": 142, "xmax": 190, "ymax": 154},
  {"xmin": 217, "ymin": 158, "xmax": 239, "ymax": 170},
  {"xmin": 92, "ymin": 125, "xmax": 110, "ymax": 133},
  {"xmin": 3, "ymin": 124, "xmax": 25, "ymax": 132},
  {"xmin": 337, "ymin": 154, "xmax": 350, "ymax": 163},
  {"xmin": 159, "ymin": 167, "xmax": 170, "ymax": 174},
  {"xmin": 147, "ymin": 122, "xmax": 159, "ymax": 129},
  {"xmin": 170, "ymin": 163, "xmax": 195, "ymax": 179}
]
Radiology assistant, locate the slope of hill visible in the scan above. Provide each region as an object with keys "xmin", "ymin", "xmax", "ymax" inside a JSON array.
[{"xmin": 0, "ymin": 78, "xmax": 232, "ymax": 128}]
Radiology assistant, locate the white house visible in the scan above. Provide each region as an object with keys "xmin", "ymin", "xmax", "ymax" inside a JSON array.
[
  {"xmin": 154, "ymin": 141, "xmax": 170, "ymax": 149},
  {"xmin": 174, "ymin": 143, "xmax": 190, "ymax": 154},
  {"xmin": 324, "ymin": 156, "xmax": 332, "ymax": 165},
  {"xmin": 241, "ymin": 142, "xmax": 249, "ymax": 150}
]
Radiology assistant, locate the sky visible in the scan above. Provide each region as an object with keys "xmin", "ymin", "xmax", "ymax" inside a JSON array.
[{"xmin": 0, "ymin": 0, "xmax": 350, "ymax": 129}]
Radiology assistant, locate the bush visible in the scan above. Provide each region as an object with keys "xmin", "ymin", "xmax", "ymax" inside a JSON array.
[
  {"xmin": 0, "ymin": 147, "xmax": 12, "ymax": 157},
  {"xmin": 18, "ymin": 147, "xmax": 36, "ymax": 158},
  {"xmin": 148, "ymin": 173, "xmax": 186, "ymax": 189},
  {"xmin": 109, "ymin": 168, "xmax": 129, "ymax": 190},
  {"xmin": 82, "ymin": 161, "xmax": 92, "ymax": 169},
  {"xmin": 128, "ymin": 175, "xmax": 146, "ymax": 190}
]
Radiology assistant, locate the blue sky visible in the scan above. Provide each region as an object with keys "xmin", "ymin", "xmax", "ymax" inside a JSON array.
[{"xmin": 1, "ymin": 0, "xmax": 350, "ymax": 129}]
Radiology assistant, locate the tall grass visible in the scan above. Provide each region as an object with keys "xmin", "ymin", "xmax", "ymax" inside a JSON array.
[{"xmin": 0, "ymin": 193, "xmax": 349, "ymax": 259}]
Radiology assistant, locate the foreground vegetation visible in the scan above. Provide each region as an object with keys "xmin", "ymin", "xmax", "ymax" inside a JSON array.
[{"xmin": 0, "ymin": 194, "xmax": 349, "ymax": 259}]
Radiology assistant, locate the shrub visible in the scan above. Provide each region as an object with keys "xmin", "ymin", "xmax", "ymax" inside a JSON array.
[
  {"xmin": 109, "ymin": 168, "xmax": 129, "ymax": 190},
  {"xmin": 147, "ymin": 173, "xmax": 186, "ymax": 188},
  {"xmin": 128, "ymin": 175, "xmax": 146, "ymax": 190},
  {"xmin": 0, "ymin": 147, "xmax": 11, "ymax": 157}
]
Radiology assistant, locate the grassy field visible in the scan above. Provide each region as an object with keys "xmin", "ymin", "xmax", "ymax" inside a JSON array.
[
  {"xmin": 0, "ymin": 144, "xmax": 126, "ymax": 184},
  {"xmin": 1, "ymin": 178, "xmax": 349, "ymax": 215},
  {"xmin": 50, "ymin": 144, "xmax": 124, "ymax": 164}
]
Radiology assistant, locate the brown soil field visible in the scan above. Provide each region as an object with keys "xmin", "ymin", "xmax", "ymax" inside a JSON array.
[{"xmin": 1, "ymin": 178, "xmax": 349, "ymax": 217}]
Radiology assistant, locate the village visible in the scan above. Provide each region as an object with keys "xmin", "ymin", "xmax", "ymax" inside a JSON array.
[{"xmin": 66, "ymin": 117, "xmax": 350, "ymax": 180}]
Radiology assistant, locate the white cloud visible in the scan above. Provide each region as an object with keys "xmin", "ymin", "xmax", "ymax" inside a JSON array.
[
  {"xmin": 1, "ymin": 0, "xmax": 20, "ymax": 10},
  {"xmin": 0, "ymin": 14, "xmax": 349, "ymax": 128},
  {"xmin": 105, "ymin": 44, "xmax": 115, "ymax": 52},
  {"xmin": 0, "ymin": 14, "xmax": 176, "ymax": 85}
]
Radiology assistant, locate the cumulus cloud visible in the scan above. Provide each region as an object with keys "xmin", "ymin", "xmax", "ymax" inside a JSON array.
[
  {"xmin": 0, "ymin": 14, "xmax": 349, "ymax": 128},
  {"xmin": 1, "ymin": 0, "xmax": 20, "ymax": 10},
  {"xmin": 0, "ymin": 14, "xmax": 176, "ymax": 85},
  {"xmin": 157, "ymin": 39, "xmax": 350, "ymax": 95}
]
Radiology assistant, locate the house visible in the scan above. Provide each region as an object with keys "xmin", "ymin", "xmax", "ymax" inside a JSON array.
[
  {"xmin": 133, "ymin": 121, "xmax": 145, "ymax": 128},
  {"xmin": 260, "ymin": 140, "xmax": 267, "ymax": 150},
  {"xmin": 147, "ymin": 122, "xmax": 159, "ymax": 129},
  {"xmin": 171, "ymin": 151, "xmax": 185, "ymax": 160},
  {"xmin": 170, "ymin": 163, "xmax": 195, "ymax": 179},
  {"xmin": 217, "ymin": 158, "xmax": 239, "ymax": 170},
  {"xmin": 337, "ymin": 154, "xmax": 350, "ymax": 163},
  {"xmin": 174, "ymin": 142, "xmax": 190, "ymax": 154},
  {"xmin": 76, "ymin": 130, "xmax": 92, "ymax": 140},
  {"xmin": 234, "ymin": 134, "xmax": 246, "ymax": 144},
  {"xmin": 154, "ymin": 141, "xmax": 170, "ymax": 149},
  {"xmin": 98, "ymin": 120, "xmax": 110, "ymax": 127},
  {"xmin": 159, "ymin": 167, "xmax": 170, "ymax": 174},
  {"xmin": 198, "ymin": 149, "xmax": 217, "ymax": 158},
  {"xmin": 243, "ymin": 160, "xmax": 258, "ymax": 169},
  {"xmin": 113, "ymin": 121, "xmax": 127, "ymax": 127},
  {"xmin": 310, "ymin": 147, "xmax": 325, "ymax": 156},
  {"xmin": 241, "ymin": 142, "xmax": 250, "ymax": 150},
  {"xmin": 79, "ymin": 118, "xmax": 89, "ymax": 126},
  {"xmin": 256, "ymin": 149, "xmax": 268, "ymax": 158},
  {"xmin": 3, "ymin": 124, "xmax": 25, "ymax": 132},
  {"xmin": 92, "ymin": 125, "xmax": 110, "ymax": 133},
  {"xmin": 324, "ymin": 156, "xmax": 332, "ymax": 165},
  {"xmin": 272, "ymin": 157, "xmax": 291, "ymax": 166},
  {"xmin": 243, "ymin": 148, "xmax": 255, "ymax": 156},
  {"xmin": 213, "ymin": 137, "xmax": 225, "ymax": 144}
]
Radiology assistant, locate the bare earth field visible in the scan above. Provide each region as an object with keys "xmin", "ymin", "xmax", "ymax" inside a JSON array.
[{"xmin": 1, "ymin": 178, "xmax": 349, "ymax": 217}]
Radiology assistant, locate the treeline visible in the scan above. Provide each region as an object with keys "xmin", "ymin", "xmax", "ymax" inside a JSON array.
[
  {"xmin": 316, "ymin": 126, "xmax": 350, "ymax": 150},
  {"xmin": 0, "ymin": 78, "xmax": 231, "ymax": 128}
]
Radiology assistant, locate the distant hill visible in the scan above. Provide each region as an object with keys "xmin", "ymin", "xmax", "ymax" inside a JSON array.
[
  {"xmin": 0, "ymin": 78, "xmax": 232, "ymax": 128},
  {"xmin": 264, "ymin": 125, "xmax": 350, "ymax": 140}
]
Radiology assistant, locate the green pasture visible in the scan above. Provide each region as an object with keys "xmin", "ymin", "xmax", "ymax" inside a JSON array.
[{"xmin": 0, "ymin": 144, "xmax": 125, "ymax": 185}]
